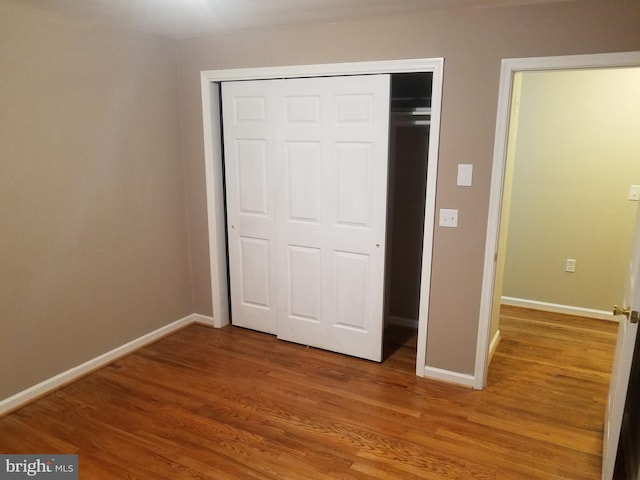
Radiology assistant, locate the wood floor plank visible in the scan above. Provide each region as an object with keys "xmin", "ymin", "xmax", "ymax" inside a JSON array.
[{"xmin": 0, "ymin": 305, "xmax": 617, "ymax": 479}]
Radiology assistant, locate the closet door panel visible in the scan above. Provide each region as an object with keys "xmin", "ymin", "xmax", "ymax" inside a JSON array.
[
  {"xmin": 276, "ymin": 74, "xmax": 390, "ymax": 362},
  {"xmin": 222, "ymin": 74, "xmax": 390, "ymax": 360},
  {"xmin": 238, "ymin": 237, "xmax": 271, "ymax": 308},
  {"xmin": 287, "ymin": 245, "xmax": 322, "ymax": 321},
  {"xmin": 334, "ymin": 250, "xmax": 370, "ymax": 331},
  {"xmin": 286, "ymin": 141, "xmax": 321, "ymax": 223},
  {"xmin": 222, "ymin": 81, "xmax": 278, "ymax": 335},
  {"xmin": 236, "ymin": 139, "xmax": 268, "ymax": 216},
  {"xmin": 282, "ymin": 244, "xmax": 324, "ymax": 344},
  {"xmin": 335, "ymin": 142, "xmax": 373, "ymax": 227},
  {"xmin": 285, "ymin": 95, "xmax": 321, "ymax": 124}
]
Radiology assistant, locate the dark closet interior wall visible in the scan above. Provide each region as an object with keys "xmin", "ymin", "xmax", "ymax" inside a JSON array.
[
  {"xmin": 385, "ymin": 73, "xmax": 431, "ymax": 327},
  {"xmin": 387, "ymin": 127, "xmax": 429, "ymax": 324}
]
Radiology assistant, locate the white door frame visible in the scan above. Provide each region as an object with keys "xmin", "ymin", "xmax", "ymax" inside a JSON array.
[
  {"xmin": 475, "ymin": 51, "xmax": 640, "ymax": 390},
  {"xmin": 200, "ymin": 58, "xmax": 444, "ymax": 376}
]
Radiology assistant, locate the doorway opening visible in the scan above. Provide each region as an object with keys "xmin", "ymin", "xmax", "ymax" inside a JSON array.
[
  {"xmin": 486, "ymin": 67, "xmax": 640, "ymax": 382},
  {"xmin": 201, "ymin": 59, "xmax": 444, "ymax": 377},
  {"xmin": 384, "ymin": 73, "xmax": 432, "ymax": 369},
  {"xmin": 476, "ymin": 52, "xmax": 640, "ymax": 389},
  {"xmin": 476, "ymin": 51, "xmax": 640, "ymax": 480}
]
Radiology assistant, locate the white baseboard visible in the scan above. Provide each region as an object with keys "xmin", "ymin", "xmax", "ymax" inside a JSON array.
[
  {"xmin": 0, "ymin": 313, "xmax": 204, "ymax": 417},
  {"xmin": 501, "ymin": 296, "xmax": 616, "ymax": 322},
  {"xmin": 192, "ymin": 313, "xmax": 215, "ymax": 326},
  {"xmin": 423, "ymin": 366, "xmax": 475, "ymax": 388},
  {"xmin": 388, "ymin": 315, "xmax": 419, "ymax": 329},
  {"xmin": 488, "ymin": 329, "xmax": 501, "ymax": 364}
]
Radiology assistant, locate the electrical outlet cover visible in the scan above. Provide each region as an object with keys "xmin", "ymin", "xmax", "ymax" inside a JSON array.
[
  {"xmin": 565, "ymin": 258, "xmax": 576, "ymax": 273},
  {"xmin": 439, "ymin": 209, "xmax": 458, "ymax": 228}
]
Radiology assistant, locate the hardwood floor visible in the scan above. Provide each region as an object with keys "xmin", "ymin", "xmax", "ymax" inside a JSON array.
[{"xmin": 0, "ymin": 306, "xmax": 618, "ymax": 479}]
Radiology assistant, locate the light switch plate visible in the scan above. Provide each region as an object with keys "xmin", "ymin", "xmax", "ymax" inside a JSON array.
[
  {"xmin": 457, "ymin": 164, "xmax": 473, "ymax": 187},
  {"xmin": 439, "ymin": 209, "xmax": 458, "ymax": 228},
  {"xmin": 629, "ymin": 185, "xmax": 640, "ymax": 201}
]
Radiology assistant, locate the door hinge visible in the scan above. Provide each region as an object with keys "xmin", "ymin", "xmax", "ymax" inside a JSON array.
[{"xmin": 614, "ymin": 305, "xmax": 631, "ymax": 318}]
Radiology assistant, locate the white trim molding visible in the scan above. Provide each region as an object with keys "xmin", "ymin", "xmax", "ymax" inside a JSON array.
[
  {"xmin": 501, "ymin": 297, "xmax": 617, "ymax": 322},
  {"xmin": 475, "ymin": 51, "xmax": 640, "ymax": 391},
  {"xmin": 488, "ymin": 329, "xmax": 502, "ymax": 364},
  {"xmin": 191, "ymin": 313, "xmax": 215, "ymax": 326},
  {"xmin": 0, "ymin": 314, "xmax": 204, "ymax": 416},
  {"xmin": 200, "ymin": 58, "xmax": 445, "ymax": 378},
  {"xmin": 423, "ymin": 366, "xmax": 475, "ymax": 388}
]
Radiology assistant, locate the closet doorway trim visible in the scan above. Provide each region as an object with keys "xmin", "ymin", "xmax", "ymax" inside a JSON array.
[{"xmin": 200, "ymin": 58, "xmax": 444, "ymax": 377}]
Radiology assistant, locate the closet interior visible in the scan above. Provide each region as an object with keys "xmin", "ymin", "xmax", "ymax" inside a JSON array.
[{"xmin": 384, "ymin": 73, "xmax": 432, "ymax": 356}]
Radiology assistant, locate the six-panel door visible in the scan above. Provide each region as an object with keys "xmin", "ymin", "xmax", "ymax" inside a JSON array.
[
  {"xmin": 222, "ymin": 75, "xmax": 391, "ymax": 361},
  {"xmin": 222, "ymin": 80, "xmax": 278, "ymax": 335}
]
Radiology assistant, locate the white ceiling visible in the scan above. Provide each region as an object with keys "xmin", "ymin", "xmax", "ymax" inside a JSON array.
[{"xmin": 10, "ymin": 0, "xmax": 573, "ymax": 39}]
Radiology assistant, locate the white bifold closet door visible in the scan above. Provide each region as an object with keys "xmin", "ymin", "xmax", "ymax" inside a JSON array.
[{"xmin": 222, "ymin": 74, "xmax": 391, "ymax": 361}]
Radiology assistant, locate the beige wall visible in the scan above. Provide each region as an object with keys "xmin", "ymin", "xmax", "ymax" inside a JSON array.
[
  {"xmin": 0, "ymin": 3, "xmax": 192, "ymax": 400},
  {"xmin": 502, "ymin": 68, "xmax": 640, "ymax": 312},
  {"xmin": 178, "ymin": 0, "xmax": 640, "ymax": 374}
]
